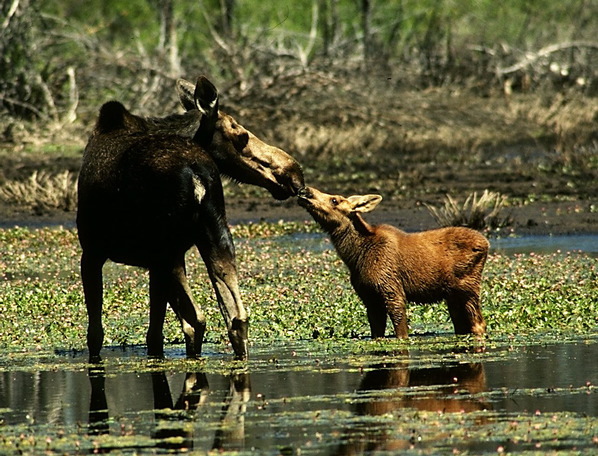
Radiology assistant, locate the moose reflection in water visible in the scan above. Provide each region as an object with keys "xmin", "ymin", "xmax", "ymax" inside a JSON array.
[
  {"xmin": 335, "ymin": 357, "xmax": 489, "ymax": 455},
  {"xmin": 88, "ymin": 365, "xmax": 251, "ymax": 452},
  {"xmin": 77, "ymin": 75, "xmax": 304, "ymax": 361}
]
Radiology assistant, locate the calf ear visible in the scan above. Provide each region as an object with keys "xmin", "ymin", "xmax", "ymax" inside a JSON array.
[
  {"xmin": 176, "ymin": 79, "xmax": 197, "ymax": 111},
  {"xmin": 348, "ymin": 194, "xmax": 382, "ymax": 213}
]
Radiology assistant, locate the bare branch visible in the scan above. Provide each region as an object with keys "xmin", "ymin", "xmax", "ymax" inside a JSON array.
[
  {"xmin": 498, "ymin": 41, "xmax": 598, "ymax": 75},
  {"xmin": 1, "ymin": 0, "xmax": 20, "ymax": 30}
]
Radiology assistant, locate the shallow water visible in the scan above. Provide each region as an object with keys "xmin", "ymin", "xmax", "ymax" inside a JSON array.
[
  {"xmin": 491, "ymin": 234, "xmax": 598, "ymax": 256},
  {"xmin": 1, "ymin": 335, "xmax": 596, "ymax": 454},
  {"xmin": 290, "ymin": 232, "xmax": 598, "ymax": 257}
]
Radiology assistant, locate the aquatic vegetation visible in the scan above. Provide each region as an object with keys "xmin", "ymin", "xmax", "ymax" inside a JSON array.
[{"xmin": 0, "ymin": 225, "xmax": 596, "ymax": 352}]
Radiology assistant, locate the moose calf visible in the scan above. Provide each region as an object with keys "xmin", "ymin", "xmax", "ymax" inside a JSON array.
[{"xmin": 297, "ymin": 187, "xmax": 488, "ymax": 338}]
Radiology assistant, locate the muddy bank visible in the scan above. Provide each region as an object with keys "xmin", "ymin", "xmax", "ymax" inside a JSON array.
[
  {"xmin": 1, "ymin": 85, "xmax": 596, "ymax": 236},
  {"xmin": 1, "ymin": 195, "xmax": 596, "ymax": 238}
]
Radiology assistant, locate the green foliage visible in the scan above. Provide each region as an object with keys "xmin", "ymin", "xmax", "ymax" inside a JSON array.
[
  {"xmin": 2, "ymin": 0, "xmax": 596, "ymax": 127},
  {"xmin": 0, "ymin": 225, "xmax": 596, "ymax": 354}
]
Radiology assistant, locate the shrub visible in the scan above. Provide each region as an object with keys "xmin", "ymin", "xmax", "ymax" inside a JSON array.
[
  {"xmin": 0, "ymin": 170, "xmax": 78, "ymax": 212},
  {"xmin": 425, "ymin": 190, "xmax": 510, "ymax": 231}
]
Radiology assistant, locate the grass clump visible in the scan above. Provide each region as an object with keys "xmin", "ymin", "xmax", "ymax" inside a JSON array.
[
  {"xmin": 0, "ymin": 170, "xmax": 78, "ymax": 212},
  {"xmin": 425, "ymin": 190, "xmax": 511, "ymax": 231}
]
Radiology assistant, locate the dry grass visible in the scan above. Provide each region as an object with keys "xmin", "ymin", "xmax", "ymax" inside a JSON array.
[
  {"xmin": 425, "ymin": 190, "xmax": 510, "ymax": 231},
  {"xmin": 0, "ymin": 170, "xmax": 78, "ymax": 212}
]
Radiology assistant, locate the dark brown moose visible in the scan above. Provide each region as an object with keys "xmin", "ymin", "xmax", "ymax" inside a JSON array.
[
  {"xmin": 77, "ymin": 76, "xmax": 304, "ymax": 361},
  {"xmin": 297, "ymin": 187, "xmax": 488, "ymax": 338}
]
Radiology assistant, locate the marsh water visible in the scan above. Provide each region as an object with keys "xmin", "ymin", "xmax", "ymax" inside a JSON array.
[
  {"xmin": 1, "ymin": 335, "xmax": 597, "ymax": 454},
  {"xmin": 1, "ymin": 233, "xmax": 597, "ymax": 454}
]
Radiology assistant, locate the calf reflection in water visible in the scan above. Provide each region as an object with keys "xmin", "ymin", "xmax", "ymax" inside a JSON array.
[
  {"xmin": 87, "ymin": 366, "xmax": 251, "ymax": 452},
  {"xmin": 335, "ymin": 356, "xmax": 489, "ymax": 454}
]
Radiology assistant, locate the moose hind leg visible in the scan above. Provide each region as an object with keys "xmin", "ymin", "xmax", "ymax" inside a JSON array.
[
  {"xmin": 81, "ymin": 252, "xmax": 106, "ymax": 362},
  {"xmin": 147, "ymin": 268, "xmax": 171, "ymax": 358},
  {"xmin": 365, "ymin": 302, "xmax": 388, "ymax": 339},
  {"xmin": 168, "ymin": 264, "xmax": 207, "ymax": 358},
  {"xmin": 446, "ymin": 290, "xmax": 486, "ymax": 336},
  {"xmin": 386, "ymin": 295, "xmax": 409, "ymax": 339}
]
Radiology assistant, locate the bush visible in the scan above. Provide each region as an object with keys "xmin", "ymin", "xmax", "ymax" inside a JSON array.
[
  {"xmin": 424, "ymin": 190, "xmax": 511, "ymax": 231},
  {"xmin": 0, "ymin": 171, "xmax": 78, "ymax": 213}
]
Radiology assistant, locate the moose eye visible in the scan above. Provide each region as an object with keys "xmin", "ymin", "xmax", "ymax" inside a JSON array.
[{"xmin": 331, "ymin": 198, "xmax": 339, "ymax": 206}]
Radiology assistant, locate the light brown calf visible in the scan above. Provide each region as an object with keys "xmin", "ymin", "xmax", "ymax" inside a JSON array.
[{"xmin": 297, "ymin": 187, "xmax": 488, "ymax": 338}]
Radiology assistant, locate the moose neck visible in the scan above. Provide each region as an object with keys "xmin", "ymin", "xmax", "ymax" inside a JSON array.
[
  {"xmin": 144, "ymin": 110, "xmax": 202, "ymax": 138},
  {"xmin": 327, "ymin": 213, "xmax": 375, "ymax": 270}
]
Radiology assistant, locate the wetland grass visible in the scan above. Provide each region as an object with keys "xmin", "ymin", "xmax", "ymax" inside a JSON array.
[{"xmin": 0, "ymin": 223, "xmax": 596, "ymax": 352}]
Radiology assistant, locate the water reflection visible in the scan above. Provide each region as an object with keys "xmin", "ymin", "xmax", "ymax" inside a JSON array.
[
  {"xmin": 0, "ymin": 339, "xmax": 596, "ymax": 453},
  {"xmin": 87, "ymin": 364, "xmax": 251, "ymax": 452},
  {"xmin": 335, "ymin": 357, "xmax": 489, "ymax": 454}
]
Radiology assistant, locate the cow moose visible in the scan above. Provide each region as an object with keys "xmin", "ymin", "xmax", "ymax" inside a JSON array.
[
  {"xmin": 297, "ymin": 186, "xmax": 488, "ymax": 339},
  {"xmin": 77, "ymin": 76, "xmax": 304, "ymax": 361}
]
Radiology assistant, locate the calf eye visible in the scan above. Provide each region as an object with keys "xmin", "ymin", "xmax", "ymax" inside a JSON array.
[{"xmin": 331, "ymin": 198, "xmax": 339, "ymax": 206}]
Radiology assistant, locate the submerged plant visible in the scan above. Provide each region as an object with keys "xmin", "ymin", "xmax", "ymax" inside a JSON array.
[
  {"xmin": 425, "ymin": 190, "xmax": 511, "ymax": 231},
  {"xmin": 0, "ymin": 170, "xmax": 78, "ymax": 212}
]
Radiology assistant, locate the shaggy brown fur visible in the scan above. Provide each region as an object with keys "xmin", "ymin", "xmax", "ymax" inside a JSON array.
[
  {"xmin": 77, "ymin": 76, "xmax": 304, "ymax": 361},
  {"xmin": 298, "ymin": 186, "xmax": 488, "ymax": 338}
]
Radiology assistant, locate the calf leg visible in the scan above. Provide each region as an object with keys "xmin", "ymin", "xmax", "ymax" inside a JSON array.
[
  {"xmin": 386, "ymin": 292, "xmax": 409, "ymax": 339},
  {"xmin": 366, "ymin": 303, "xmax": 387, "ymax": 338},
  {"xmin": 81, "ymin": 251, "xmax": 106, "ymax": 361},
  {"xmin": 446, "ymin": 290, "xmax": 486, "ymax": 335}
]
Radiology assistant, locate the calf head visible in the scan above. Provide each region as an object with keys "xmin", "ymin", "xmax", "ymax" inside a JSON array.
[
  {"xmin": 297, "ymin": 186, "xmax": 382, "ymax": 231},
  {"xmin": 177, "ymin": 77, "xmax": 304, "ymax": 200}
]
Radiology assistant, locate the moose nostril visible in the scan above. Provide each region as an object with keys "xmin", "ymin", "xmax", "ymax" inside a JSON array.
[{"xmin": 297, "ymin": 187, "xmax": 312, "ymax": 198}]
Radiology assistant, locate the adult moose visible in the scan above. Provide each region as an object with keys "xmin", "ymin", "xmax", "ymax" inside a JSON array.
[{"xmin": 77, "ymin": 76, "xmax": 304, "ymax": 361}]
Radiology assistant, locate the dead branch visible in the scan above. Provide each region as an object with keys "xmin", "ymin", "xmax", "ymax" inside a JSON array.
[{"xmin": 497, "ymin": 41, "xmax": 598, "ymax": 75}]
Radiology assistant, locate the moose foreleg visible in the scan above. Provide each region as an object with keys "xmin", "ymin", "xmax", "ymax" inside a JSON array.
[
  {"xmin": 197, "ymin": 232, "xmax": 248, "ymax": 360},
  {"xmin": 81, "ymin": 252, "xmax": 106, "ymax": 362},
  {"xmin": 205, "ymin": 255, "xmax": 248, "ymax": 360}
]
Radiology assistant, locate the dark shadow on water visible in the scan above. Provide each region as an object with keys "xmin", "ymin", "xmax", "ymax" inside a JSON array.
[{"xmin": 86, "ymin": 362, "xmax": 251, "ymax": 453}]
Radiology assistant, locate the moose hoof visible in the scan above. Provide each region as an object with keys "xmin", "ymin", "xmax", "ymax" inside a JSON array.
[{"xmin": 229, "ymin": 317, "xmax": 249, "ymax": 360}]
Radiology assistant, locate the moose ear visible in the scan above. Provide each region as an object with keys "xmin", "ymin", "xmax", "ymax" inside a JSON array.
[
  {"xmin": 192, "ymin": 76, "xmax": 220, "ymax": 147},
  {"xmin": 348, "ymin": 194, "xmax": 382, "ymax": 213},
  {"xmin": 194, "ymin": 75, "xmax": 219, "ymax": 117},
  {"xmin": 176, "ymin": 79, "xmax": 197, "ymax": 111}
]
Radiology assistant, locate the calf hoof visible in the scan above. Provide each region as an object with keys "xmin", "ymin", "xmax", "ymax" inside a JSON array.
[{"xmin": 229, "ymin": 317, "xmax": 249, "ymax": 360}]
